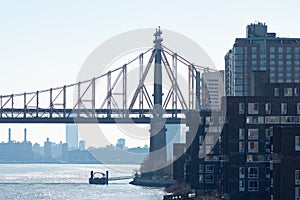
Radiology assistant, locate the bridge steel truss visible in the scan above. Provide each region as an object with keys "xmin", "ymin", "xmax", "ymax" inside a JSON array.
[{"xmin": 0, "ymin": 45, "xmax": 218, "ymax": 124}]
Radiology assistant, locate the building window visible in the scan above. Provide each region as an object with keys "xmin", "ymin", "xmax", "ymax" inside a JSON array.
[
  {"xmin": 281, "ymin": 103, "xmax": 287, "ymax": 115},
  {"xmin": 206, "ymin": 116, "xmax": 214, "ymax": 125},
  {"xmin": 295, "ymin": 88, "xmax": 299, "ymax": 97},
  {"xmin": 234, "ymin": 47, "xmax": 243, "ymax": 54},
  {"xmin": 239, "ymin": 129, "xmax": 245, "ymax": 140},
  {"xmin": 266, "ymin": 167, "xmax": 271, "ymax": 179},
  {"xmin": 199, "ymin": 136, "xmax": 203, "ymax": 144},
  {"xmin": 284, "ymin": 88, "xmax": 293, "ymax": 96},
  {"xmin": 247, "ymin": 155, "xmax": 253, "ymax": 162},
  {"xmin": 199, "ymin": 175, "xmax": 204, "ymax": 183},
  {"xmin": 247, "ymin": 116, "xmax": 256, "ymax": 124},
  {"xmin": 296, "ymin": 136, "xmax": 300, "ymax": 151},
  {"xmin": 248, "ymin": 180, "xmax": 259, "ymax": 192},
  {"xmin": 296, "ymin": 170, "xmax": 300, "ymax": 185},
  {"xmin": 297, "ymin": 103, "xmax": 300, "ymax": 115},
  {"xmin": 265, "ymin": 116, "xmax": 280, "ymax": 124},
  {"xmin": 258, "ymin": 116, "xmax": 264, "ymax": 123},
  {"xmin": 199, "ymin": 165, "xmax": 204, "ymax": 173},
  {"xmin": 239, "ymin": 180, "xmax": 245, "ymax": 192},
  {"xmin": 239, "ymin": 167, "xmax": 245, "ymax": 178},
  {"xmin": 246, "ymin": 116, "xmax": 264, "ymax": 124},
  {"xmin": 265, "ymin": 103, "xmax": 271, "ymax": 114},
  {"xmin": 239, "ymin": 142, "xmax": 245, "ymax": 152},
  {"xmin": 295, "ymin": 187, "xmax": 300, "ymax": 200},
  {"xmin": 205, "ymin": 135, "xmax": 215, "ymax": 145},
  {"xmin": 274, "ymin": 88, "xmax": 279, "ymax": 96},
  {"xmin": 205, "ymin": 175, "xmax": 214, "ymax": 183},
  {"xmin": 239, "ymin": 103, "xmax": 245, "ymax": 114},
  {"xmin": 248, "ymin": 167, "xmax": 259, "ymax": 179},
  {"xmin": 265, "ymin": 140, "xmax": 271, "ymax": 153},
  {"xmin": 247, "ymin": 154, "xmax": 265, "ymax": 162},
  {"xmin": 297, "ymin": 117, "xmax": 300, "ymax": 124},
  {"xmin": 248, "ymin": 141, "xmax": 259, "ymax": 153},
  {"xmin": 248, "ymin": 103, "xmax": 259, "ymax": 114},
  {"xmin": 248, "ymin": 129, "xmax": 259, "ymax": 140},
  {"xmin": 205, "ymin": 145, "xmax": 214, "ymax": 154},
  {"xmin": 206, "ymin": 165, "xmax": 214, "ymax": 173},
  {"xmin": 281, "ymin": 116, "xmax": 295, "ymax": 124}
]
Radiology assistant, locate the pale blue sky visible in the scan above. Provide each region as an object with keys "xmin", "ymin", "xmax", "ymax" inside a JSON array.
[{"xmin": 0, "ymin": 0, "xmax": 300, "ymax": 146}]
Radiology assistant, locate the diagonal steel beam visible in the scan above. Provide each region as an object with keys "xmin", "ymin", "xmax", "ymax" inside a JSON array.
[
  {"xmin": 128, "ymin": 49, "xmax": 156, "ymax": 111},
  {"xmin": 161, "ymin": 50, "xmax": 188, "ymax": 110}
]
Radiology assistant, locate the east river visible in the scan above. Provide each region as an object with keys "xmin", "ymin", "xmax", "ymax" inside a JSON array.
[{"xmin": 0, "ymin": 164, "xmax": 165, "ymax": 200}]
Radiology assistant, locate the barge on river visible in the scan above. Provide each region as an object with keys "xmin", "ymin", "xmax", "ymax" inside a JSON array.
[{"xmin": 89, "ymin": 170, "xmax": 108, "ymax": 185}]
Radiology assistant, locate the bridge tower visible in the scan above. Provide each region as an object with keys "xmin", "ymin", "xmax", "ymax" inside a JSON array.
[{"xmin": 149, "ymin": 27, "xmax": 167, "ymax": 172}]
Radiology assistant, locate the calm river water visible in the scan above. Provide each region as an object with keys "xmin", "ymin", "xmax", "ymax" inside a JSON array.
[{"xmin": 0, "ymin": 164, "xmax": 165, "ymax": 200}]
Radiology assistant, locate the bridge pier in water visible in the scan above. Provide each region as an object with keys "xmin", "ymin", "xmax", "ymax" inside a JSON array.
[{"xmin": 134, "ymin": 27, "xmax": 171, "ymax": 183}]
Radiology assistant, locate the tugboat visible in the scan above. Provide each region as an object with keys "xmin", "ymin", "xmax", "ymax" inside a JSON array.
[{"xmin": 89, "ymin": 170, "xmax": 108, "ymax": 185}]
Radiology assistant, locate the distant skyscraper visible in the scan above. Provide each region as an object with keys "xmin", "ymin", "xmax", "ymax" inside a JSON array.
[
  {"xmin": 32, "ymin": 143, "xmax": 42, "ymax": 156},
  {"xmin": 44, "ymin": 138, "xmax": 52, "ymax": 160},
  {"xmin": 66, "ymin": 124, "xmax": 78, "ymax": 150},
  {"xmin": 79, "ymin": 140, "xmax": 86, "ymax": 150},
  {"xmin": 225, "ymin": 22, "xmax": 300, "ymax": 96},
  {"xmin": 202, "ymin": 71, "xmax": 224, "ymax": 110},
  {"xmin": 116, "ymin": 138, "xmax": 125, "ymax": 150}
]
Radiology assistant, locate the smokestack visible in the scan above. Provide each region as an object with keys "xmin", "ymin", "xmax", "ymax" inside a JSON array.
[
  {"xmin": 8, "ymin": 128, "xmax": 11, "ymax": 143},
  {"xmin": 24, "ymin": 128, "xmax": 27, "ymax": 142}
]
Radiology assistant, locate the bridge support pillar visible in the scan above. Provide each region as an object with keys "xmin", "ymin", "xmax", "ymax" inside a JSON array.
[{"xmin": 149, "ymin": 116, "xmax": 167, "ymax": 163}]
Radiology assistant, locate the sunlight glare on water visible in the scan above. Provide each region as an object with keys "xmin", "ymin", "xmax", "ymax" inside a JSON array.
[{"xmin": 0, "ymin": 164, "xmax": 165, "ymax": 200}]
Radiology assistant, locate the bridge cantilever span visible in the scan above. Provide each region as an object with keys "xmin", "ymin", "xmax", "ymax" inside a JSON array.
[{"xmin": 0, "ymin": 29, "xmax": 220, "ymax": 124}]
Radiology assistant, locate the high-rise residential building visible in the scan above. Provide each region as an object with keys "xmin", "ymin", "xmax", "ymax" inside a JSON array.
[
  {"xmin": 222, "ymin": 22, "xmax": 300, "ymax": 199},
  {"xmin": 66, "ymin": 124, "xmax": 78, "ymax": 150},
  {"xmin": 172, "ymin": 23, "xmax": 300, "ymax": 200},
  {"xmin": 202, "ymin": 71, "xmax": 224, "ymax": 110},
  {"xmin": 225, "ymin": 22, "xmax": 300, "ymax": 96}
]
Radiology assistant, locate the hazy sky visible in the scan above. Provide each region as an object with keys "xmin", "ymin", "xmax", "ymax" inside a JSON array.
[{"xmin": 0, "ymin": 0, "xmax": 300, "ymax": 147}]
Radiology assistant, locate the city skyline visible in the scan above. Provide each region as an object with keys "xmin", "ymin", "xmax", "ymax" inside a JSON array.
[
  {"xmin": 0, "ymin": 124, "xmax": 183, "ymax": 148},
  {"xmin": 0, "ymin": 126, "xmax": 148, "ymax": 150},
  {"xmin": 1, "ymin": 1, "xmax": 300, "ymax": 148}
]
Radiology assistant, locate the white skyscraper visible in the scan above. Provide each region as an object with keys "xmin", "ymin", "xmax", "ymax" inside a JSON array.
[
  {"xmin": 66, "ymin": 124, "xmax": 78, "ymax": 150},
  {"xmin": 202, "ymin": 71, "xmax": 224, "ymax": 110}
]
